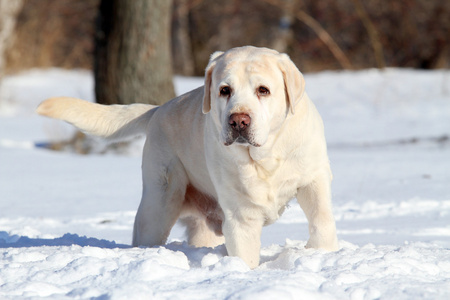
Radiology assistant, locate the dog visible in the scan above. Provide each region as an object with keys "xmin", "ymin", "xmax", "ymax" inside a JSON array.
[{"xmin": 37, "ymin": 46, "xmax": 339, "ymax": 268}]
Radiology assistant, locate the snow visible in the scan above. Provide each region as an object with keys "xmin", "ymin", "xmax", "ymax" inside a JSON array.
[{"xmin": 1, "ymin": 68, "xmax": 449, "ymax": 299}]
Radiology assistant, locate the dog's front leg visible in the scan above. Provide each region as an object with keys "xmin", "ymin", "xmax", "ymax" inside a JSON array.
[
  {"xmin": 297, "ymin": 169, "xmax": 339, "ymax": 251},
  {"xmin": 221, "ymin": 207, "xmax": 264, "ymax": 269}
]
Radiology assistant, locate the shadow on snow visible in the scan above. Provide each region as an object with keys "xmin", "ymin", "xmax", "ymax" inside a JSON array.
[{"xmin": 0, "ymin": 231, "xmax": 130, "ymax": 249}]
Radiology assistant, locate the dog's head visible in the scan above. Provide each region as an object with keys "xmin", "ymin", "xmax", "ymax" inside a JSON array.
[{"xmin": 202, "ymin": 46, "xmax": 305, "ymax": 148}]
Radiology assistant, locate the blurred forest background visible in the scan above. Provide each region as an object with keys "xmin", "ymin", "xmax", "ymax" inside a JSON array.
[{"xmin": 1, "ymin": 0, "xmax": 449, "ymax": 78}]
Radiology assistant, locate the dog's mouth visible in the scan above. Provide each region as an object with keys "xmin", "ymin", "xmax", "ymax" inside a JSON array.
[{"xmin": 224, "ymin": 131, "xmax": 261, "ymax": 147}]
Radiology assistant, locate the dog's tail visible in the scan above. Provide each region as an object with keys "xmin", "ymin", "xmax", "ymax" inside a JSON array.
[{"xmin": 36, "ymin": 97, "xmax": 157, "ymax": 140}]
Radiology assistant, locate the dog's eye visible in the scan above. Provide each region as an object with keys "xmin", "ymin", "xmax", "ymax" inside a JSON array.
[
  {"xmin": 220, "ymin": 86, "xmax": 231, "ymax": 97},
  {"xmin": 257, "ymin": 86, "xmax": 270, "ymax": 96}
]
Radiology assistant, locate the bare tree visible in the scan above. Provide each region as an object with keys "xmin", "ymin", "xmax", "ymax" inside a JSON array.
[
  {"xmin": 95, "ymin": 0, "xmax": 175, "ymax": 105},
  {"xmin": 351, "ymin": 0, "xmax": 385, "ymax": 69},
  {"xmin": 0, "ymin": 0, "xmax": 23, "ymax": 79},
  {"xmin": 172, "ymin": 0, "xmax": 195, "ymax": 76},
  {"xmin": 262, "ymin": 0, "xmax": 353, "ymax": 69},
  {"xmin": 271, "ymin": 0, "xmax": 294, "ymax": 53}
]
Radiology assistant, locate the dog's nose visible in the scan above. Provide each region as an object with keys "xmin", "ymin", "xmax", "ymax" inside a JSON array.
[{"xmin": 229, "ymin": 113, "xmax": 251, "ymax": 131}]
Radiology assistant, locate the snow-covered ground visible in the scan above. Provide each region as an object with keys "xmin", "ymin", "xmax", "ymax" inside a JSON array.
[{"xmin": 0, "ymin": 68, "xmax": 449, "ymax": 299}]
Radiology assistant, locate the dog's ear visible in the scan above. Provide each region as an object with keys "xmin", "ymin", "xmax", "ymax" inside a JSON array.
[
  {"xmin": 203, "ymin": 51, "xmax": 224, "ymax": 114},
  {"xmin": 278, "ymin": 54, "xmax": 305, "ymax": 114}
]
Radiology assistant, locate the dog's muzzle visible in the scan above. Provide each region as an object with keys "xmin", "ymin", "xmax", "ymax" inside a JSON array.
[{"xmin": 224, "ymin": 113, "xmax": 260, "ymax": 147}]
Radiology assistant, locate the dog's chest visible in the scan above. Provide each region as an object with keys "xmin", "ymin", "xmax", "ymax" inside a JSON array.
[{"xmin": 244, "ymin": 156, "xmax": 302, "ymax": 223}]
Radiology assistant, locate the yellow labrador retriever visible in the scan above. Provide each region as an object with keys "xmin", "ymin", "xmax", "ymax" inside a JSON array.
[{"xmin": 37, "ymin": 46, "xmax": 338, "ymax": 268}]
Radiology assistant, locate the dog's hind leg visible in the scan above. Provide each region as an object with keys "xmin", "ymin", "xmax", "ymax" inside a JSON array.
[
  {"xmin": 180, "ymin": 185, "xmax": 225, "ymax": 248},
  {"xmin": 182, "ymin": 216, "xmax": 225, "ymax": 248},
  {"xmin": 132, "ymin": 152, "xmax": 187, "ymax": 247}
]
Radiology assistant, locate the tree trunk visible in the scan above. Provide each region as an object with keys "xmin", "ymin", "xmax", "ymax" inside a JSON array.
[
  {"xmin": 0, "ymin": 0, "xmax": 23, "ymax": 78},
  {"xmin": 95, "ymin": 0, "xmax": 175, "ymax": 105}
]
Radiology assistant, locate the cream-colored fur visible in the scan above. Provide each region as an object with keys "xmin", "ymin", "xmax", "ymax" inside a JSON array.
[
  {"xmin": 37, "ymin": 46, "xmax": 338, "ymax": 268},
  {"xmin": 36, "ymin": 97, "xmax": 156, "ymax": 140}
]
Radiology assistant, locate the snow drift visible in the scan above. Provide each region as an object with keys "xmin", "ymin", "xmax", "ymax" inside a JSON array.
[{"xmin": 0, "ymin": 68, "xmax": 449, "ymax": 299}]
